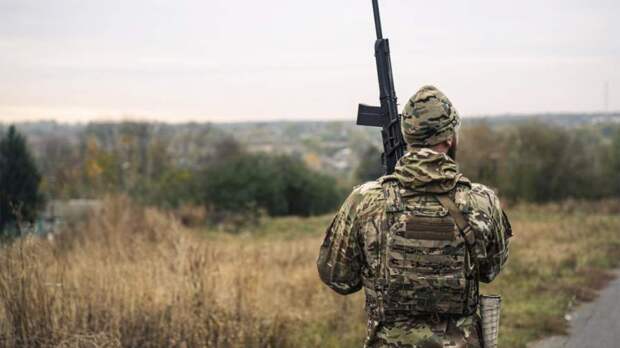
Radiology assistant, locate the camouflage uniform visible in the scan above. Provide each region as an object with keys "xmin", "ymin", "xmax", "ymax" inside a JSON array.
[{"xmin": 317, "ymin": 86, "xmax": 512, "ymax": 348}]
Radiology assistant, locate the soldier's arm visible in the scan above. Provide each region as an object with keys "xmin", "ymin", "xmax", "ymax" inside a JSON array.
[
  {"xmin": 317, "ymin": 188, "xmax": 365, "ymax": 295},
  {"xmin": 459, "ymin": 183, "xmax": 512, "ymax": 283}
]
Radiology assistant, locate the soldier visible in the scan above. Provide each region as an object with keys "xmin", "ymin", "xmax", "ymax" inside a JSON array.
[{"xmin": 317, "ymin": 85, "xmax": 512, "ymax": 348}]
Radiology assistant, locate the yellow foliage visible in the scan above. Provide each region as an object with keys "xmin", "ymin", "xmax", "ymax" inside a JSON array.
[
  {"xmin": 303, "ymin": 152, "xmax": 322, "ymax": 171},
  {"xmin": 85, "ymin": 159, "xmax": 103, "ymax": 179}
]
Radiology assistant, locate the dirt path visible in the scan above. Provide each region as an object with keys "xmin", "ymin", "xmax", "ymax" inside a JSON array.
[{"xmin": 530, "ymin": 270, "xmax": 620, "ymax": 348}]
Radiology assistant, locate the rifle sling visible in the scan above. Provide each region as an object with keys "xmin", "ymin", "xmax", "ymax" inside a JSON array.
[
  {"xmin": 435, "ymin": 194, "xmax": 476, "ymax": 247},
  {"xmin": 436, "ymin": 193, "xmax": 480, "ymax": 307}
]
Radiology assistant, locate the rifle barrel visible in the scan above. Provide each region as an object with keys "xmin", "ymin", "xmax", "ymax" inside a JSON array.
[{"xmin": 372, "ymin": 0, "xmax": 383, "ymax": 39}]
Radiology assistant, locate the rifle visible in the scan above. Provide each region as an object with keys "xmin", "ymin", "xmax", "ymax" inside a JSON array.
[{"xmin": 356, "ymin": 0, "xmax": 406, "ymax": 175}]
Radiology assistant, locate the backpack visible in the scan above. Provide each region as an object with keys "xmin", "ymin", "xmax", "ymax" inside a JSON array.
[{"xmin": 376, "ymin": 177, "xmax": 479, "ymax": 319}]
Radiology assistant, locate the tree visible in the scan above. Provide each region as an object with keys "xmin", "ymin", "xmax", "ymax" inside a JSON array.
[
  {"xmin": 354, "ymin": 146, "xmax": 384, "ymax": 183},
  {"xmin": 0, "ymin": 126, "xmax": 44, "ymax": 234},
  {"xmin": 459, "ymin": 123, "xmax": 501, "ymax": 188},
  {"xmin": 608, "ymin": 128, "xmax": 620, "ymax": 196}
]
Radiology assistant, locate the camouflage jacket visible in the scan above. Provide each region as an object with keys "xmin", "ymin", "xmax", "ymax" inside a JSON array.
[{"xmin": 317, "ymin": 148, "xmax": 512, "ymax": 347}]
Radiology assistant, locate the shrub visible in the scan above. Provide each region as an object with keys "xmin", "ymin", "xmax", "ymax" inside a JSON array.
[{"xmin": 201, "ymin": 153, "xmax": 344, "ymax": 222}]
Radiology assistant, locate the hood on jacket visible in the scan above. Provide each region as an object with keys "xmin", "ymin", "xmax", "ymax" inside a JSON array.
[{"xmin": 393, "ymin": 148, "xmax": 470, "ymax": 193}]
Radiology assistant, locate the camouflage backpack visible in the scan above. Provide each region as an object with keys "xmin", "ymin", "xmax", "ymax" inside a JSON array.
[{"xmin": 374, "ymin": 177, "xmax": 479, "ymax": 319}]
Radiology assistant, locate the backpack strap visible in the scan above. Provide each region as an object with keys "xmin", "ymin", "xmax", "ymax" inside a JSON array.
[
  {"xmin": 436, "ymin": 192, "xmax": 480, "ymax": 314},
  {"xmin": 380, "ymin": 176, "xmax": 405, "ymax": 213},
  {"xmin": 436, "ymin": 193, "xmax": 479, "ymax": 274},
  {"xmin": 435, "ymin": 193, "xmax": 475, "ymax": 247}
]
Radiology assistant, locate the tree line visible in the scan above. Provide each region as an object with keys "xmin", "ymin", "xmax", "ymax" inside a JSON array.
[
  {"xmin": 0, "ymin": 124, "xmax": 345, "ymax": 234},
  {"xmin": 457, "ymin": 122, "xmax": 620, "ymax": 202},
  {"xmin": 354, "ymin": 122, "xmax": 620, "ymax": 202},
  {"xmin": 2, "ymin": 121, "xmax": 620, "ymax": 235}
]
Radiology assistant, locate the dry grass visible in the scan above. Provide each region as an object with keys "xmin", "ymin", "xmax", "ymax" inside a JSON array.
[{"xmin": 1, "ymin": 198, "xmax": 620, "ymax": 347}]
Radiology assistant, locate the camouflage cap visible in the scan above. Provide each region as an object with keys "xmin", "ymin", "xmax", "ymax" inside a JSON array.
[{"xmin": 401, "ymin": 85, "xmax": 460, "ymax": 147}]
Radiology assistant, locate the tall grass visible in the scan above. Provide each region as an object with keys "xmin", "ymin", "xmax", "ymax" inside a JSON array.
[
  {"xmin": 1, "ymin": 198, "xmax": 620, "ymax": 347},
  {"xmin": 0, "ymin": 197, "xmax": 357, "ymax": 347}
]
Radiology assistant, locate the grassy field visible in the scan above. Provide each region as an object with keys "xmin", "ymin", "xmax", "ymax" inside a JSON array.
[{"xmin": 1, "ymin": 198, "xmax": 620, "ymax": 347}]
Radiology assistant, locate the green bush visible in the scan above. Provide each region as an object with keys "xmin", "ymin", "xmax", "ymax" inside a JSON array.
[
  {"xmin": 201, "ymin": 153, "xmax": 344, "ymax": 221},
  {"xmin": 133, "ymin": 168, "xmax": 200, "ymax": 209}
]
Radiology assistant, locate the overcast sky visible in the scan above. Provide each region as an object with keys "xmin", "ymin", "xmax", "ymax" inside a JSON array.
[{"xmin": 0, "ymin": 0, "xmax": 618, "ymax": 123}]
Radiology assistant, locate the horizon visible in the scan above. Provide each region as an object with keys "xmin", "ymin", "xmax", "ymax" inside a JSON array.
[{"xmin": 2, "ymin": 110, "xmax": 619, "ymax": 127}]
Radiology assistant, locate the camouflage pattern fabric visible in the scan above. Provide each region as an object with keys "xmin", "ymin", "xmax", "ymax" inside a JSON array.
[
  {"xmin": 401, "ymin": 86, "xmax": 460, "ymax": 147},
  {"xmin": 376, "ymin": 175, "xmax": 478, "ymax": 318},
  {"xmin": 317, "ymin": 149, "xmax": 511, "ymax": 347},
  {"xmin": 366, "ymin": 315, "xmax": 481, "ymax": 348}
]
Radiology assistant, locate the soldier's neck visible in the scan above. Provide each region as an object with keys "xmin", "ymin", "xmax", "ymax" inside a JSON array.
[{"xmin": 431, "ymin": 143, "xmax": 450, "ymax": 154}]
